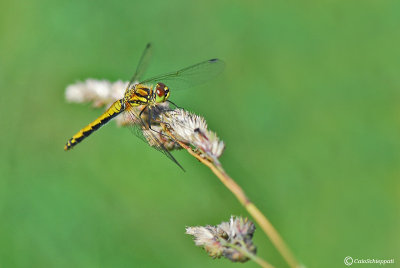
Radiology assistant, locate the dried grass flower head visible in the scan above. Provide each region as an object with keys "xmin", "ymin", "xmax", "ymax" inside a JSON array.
[
  {"xmin": 186, "ymin": 216, "xmax": 257, "ymax": 263},
  {"xmin": 160, "ymin": 109, "xmax": 225, "ymax": 162},
  {"xmin": 65, "ymin": 79, "xmax": 128, "ymax": 108}
]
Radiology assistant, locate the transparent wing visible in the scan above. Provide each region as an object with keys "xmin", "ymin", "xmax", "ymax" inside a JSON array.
[
  {"xmin": 123, "ymin": 105, "xmax": 185, "ymax": 171},
  {"xmin": 139, "ymin": 58, "xmax": 225, "ymax": 91},
  {"xmin": 126, "ymin": 43, "xmax": 153, "ymax": 90}
]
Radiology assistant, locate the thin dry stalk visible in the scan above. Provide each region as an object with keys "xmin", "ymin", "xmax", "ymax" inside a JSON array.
[
  {"xmin": 163, "ymin": 127, "xmax": 300, "ymax": 268},
  {"xmin": 222, "ymin": 240, "xmax": 275, "ymax": 268}
]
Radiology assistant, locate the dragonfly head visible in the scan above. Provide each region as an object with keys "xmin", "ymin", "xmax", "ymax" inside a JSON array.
[{"xmin": 155, "ymin": 82, "xmax": 170, "ymax": 103}]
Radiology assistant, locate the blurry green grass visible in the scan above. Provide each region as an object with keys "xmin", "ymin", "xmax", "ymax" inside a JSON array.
[{"xmin": 1, "ymin": 0, "xmax": 399, "ymax": 267}]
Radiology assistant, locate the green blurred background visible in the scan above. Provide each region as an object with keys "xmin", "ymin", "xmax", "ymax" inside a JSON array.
[{"xmin": 1, "ymin": 0, "xmax": 399, "ymax": 267}]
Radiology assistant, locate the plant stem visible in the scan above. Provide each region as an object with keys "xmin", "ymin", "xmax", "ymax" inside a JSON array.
[
  {"xmin": 221, "ymin": 240, "xmax": 274, "ymax": 268},
  {"xmin": 165, "ymin": 128, "xmax": 300, "ymax": 268}
]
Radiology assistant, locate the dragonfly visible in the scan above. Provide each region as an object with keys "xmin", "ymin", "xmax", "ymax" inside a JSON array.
[{"xmin": 64, "ymin": 43, "xmax": 224, "ymax": 170}]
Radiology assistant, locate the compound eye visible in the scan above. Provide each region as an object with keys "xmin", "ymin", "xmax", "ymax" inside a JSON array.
[
  {"xmin": 156, "ymin": 88, "xmax": 165, "ymax": 97},
  {"xmin": 156, "ymin": 83, "xmax": 166, "ymax": 97}
]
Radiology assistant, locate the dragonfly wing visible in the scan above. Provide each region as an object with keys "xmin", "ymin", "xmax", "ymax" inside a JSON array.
[
  {"xmin": 123, "ymin": 106, "xmax": 185, "ymax": 171},
  {"xmin": 139, "ymin": 58, "xmax": 225, "ymax": 91},
  {"xmin": 126, "ymin": 43, "xmax": 153, "ymax": 91}
]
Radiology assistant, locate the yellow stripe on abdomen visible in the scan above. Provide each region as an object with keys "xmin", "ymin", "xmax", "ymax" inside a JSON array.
[{"xmin": 64, "ymin": 99, "xmax": 124, "ymax": 150}]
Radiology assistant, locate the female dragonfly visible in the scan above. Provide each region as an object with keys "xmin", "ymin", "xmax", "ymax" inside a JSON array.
[{"xmin": 64, "ymin": 43, "xmax": 224, "ymax": 170}]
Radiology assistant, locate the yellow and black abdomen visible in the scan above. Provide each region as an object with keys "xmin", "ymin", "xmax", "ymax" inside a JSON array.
[{"xmin": 64, "ymin": 99, "xmax": 125, "ymax": 150}]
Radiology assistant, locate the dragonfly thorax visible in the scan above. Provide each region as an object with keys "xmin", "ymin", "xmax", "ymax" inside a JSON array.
[{"xmin": 125, "ymin": 84, "xmax": 153, "ymax": 106}]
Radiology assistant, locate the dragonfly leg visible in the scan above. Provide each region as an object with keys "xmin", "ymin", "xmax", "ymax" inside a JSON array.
[
  {"xmin": 137, "ymin": 105, "xmax": 153, "ymax": 131},
  {"xmin": 167, "ymin": 100, "xmax": 183, "ymax": 110},
  {"xmin": 139, "ymin": 105, "xmax": 148, "ymax": 117},
  {"xmin": 146, "ymin": 108, "xmax": 173, "ymax": 138}
]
